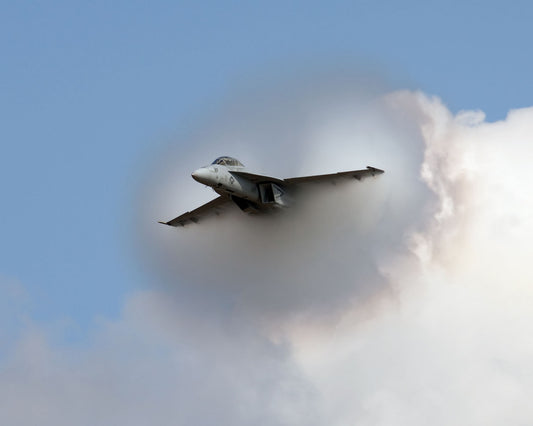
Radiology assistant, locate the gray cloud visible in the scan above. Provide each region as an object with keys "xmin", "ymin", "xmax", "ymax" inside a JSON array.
[{"xmin": 0, "ymin": 291, "xmax": 320, "ymax": 426}]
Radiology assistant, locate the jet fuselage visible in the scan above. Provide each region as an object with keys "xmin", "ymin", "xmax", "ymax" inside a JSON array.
[{"xmin": 192, "ymin": 164, "xmax": 260, "ymax": 202}]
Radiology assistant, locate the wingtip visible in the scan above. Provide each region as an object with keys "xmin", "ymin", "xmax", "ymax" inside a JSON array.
[
  {"xmin": 158, "ymin": 221, "xmax": 169, "ymax": 225},
  {"xmin": 367, "ymin": 166, "xmax": 385, "ymax": 174}
]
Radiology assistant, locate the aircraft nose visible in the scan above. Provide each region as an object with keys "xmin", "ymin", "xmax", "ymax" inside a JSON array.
[{"xmin": 191, "ymin": 168, "xmax": 210, "ymax": 184}]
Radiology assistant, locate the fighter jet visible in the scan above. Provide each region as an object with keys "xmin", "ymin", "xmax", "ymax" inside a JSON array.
[{"xmin": 158, "ymin": 156, "xmax": 384, "ymax": 227}]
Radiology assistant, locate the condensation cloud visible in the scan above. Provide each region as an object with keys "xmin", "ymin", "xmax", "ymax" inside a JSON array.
[
  {"xmin": 135, "ymin": 79, "xmax": 434, "ymax": 325},
  {"xmin": 3, "ymin": 86, "xmax": 533, "ymax": 425}
]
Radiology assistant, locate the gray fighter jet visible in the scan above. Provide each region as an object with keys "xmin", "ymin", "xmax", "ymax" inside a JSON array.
[{"xmin": 159, "ymin": 156, "xmax": 384, "ymax": 227}]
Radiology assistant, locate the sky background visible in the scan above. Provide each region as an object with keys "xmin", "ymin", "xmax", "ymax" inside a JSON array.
[{"xmin": 1, "ymin": 1, "xmax": 533, "ymax": 423}]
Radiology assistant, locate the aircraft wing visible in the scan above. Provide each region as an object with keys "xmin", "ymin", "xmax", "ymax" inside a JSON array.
[
  {"xmin": 284, "ymin": 166, "xmax": 384, "ymax": 185},
  {"xmin": 158, "ymin": 196, "xmax": 231, "ymax": 227}
]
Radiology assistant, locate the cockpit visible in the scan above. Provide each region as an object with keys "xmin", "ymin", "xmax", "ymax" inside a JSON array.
[{"xmin": 211, "ymin": 156, "xmax": 244, "ymax": 167}]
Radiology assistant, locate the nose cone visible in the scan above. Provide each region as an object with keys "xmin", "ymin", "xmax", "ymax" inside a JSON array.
[{"xmin": 191, "ymin": 167, "xmax": 211, "ymax": 185}]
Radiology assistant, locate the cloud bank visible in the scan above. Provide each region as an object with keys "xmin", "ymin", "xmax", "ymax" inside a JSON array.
[{"xmin": 2, "ymin": 87, "xmax": 533, "ymax": 425}]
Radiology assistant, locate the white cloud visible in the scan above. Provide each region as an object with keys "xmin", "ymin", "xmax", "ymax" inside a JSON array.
[{"xmin": 286, "ymin": 92, "xmax": 533, "ymax": 425}]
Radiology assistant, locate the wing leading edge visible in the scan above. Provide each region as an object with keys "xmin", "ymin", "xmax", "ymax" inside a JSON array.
[{"xmin": 158, "ymin": 196, "xmax": 231, "ymax": 227}]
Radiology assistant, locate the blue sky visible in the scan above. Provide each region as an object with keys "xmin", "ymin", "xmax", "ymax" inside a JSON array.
[{"xmin": 1, "ymin": 0, "xmax": 532, "ymax": 335}]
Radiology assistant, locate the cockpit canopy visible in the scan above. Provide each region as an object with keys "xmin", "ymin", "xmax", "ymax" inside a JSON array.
[{"xmin": 211, "ymin": 156, "xmax": 244, "ymax": 167}]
